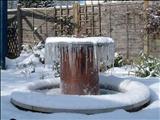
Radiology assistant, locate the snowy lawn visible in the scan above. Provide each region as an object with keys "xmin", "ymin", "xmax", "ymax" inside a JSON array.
[{"xmin": 1, "ymin": 52, "xmax": 160, "ymax": 120}]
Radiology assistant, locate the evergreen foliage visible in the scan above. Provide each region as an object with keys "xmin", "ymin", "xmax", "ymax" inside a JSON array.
[{"xmin": 134, "ymin": 52, "xmax": 160, "ymax": 77}]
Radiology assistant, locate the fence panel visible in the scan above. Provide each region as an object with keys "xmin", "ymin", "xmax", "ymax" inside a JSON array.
[{"xmin": 7, "ymin": 1, "xmax": 160, "ymax": 59}]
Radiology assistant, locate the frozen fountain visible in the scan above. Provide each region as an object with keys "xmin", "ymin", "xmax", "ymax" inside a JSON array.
[
  {"xmin": 45, "ymin": 37, "xmax": 114, "ymax": 95},
  {"xmin": 10, "ymin": 37, "xmax": 150, "ymax": 114}
]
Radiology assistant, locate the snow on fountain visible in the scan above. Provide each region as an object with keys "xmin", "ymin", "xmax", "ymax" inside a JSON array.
[
  {"xmin": 11, "ymin": 74, "xmax": 150, "ymax": 114},
  {"xmin": 45, "ymin": 37, "xmax": 115, "ymax": 69}
]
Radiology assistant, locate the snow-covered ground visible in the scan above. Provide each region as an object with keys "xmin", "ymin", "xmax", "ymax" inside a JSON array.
[{"xmin": 1, "ymin": 52, "xmax": 160, "ymax": 120}]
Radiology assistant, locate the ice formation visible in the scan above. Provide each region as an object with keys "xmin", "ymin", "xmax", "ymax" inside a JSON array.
[{"xmin": 45, "ymin": 37, "xmax": 115, "ymax": 70}]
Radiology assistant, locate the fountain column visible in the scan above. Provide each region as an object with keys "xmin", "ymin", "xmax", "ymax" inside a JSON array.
[{"xmin": 60, "ymin": 43, "xmax": 99, "ymax": 95}]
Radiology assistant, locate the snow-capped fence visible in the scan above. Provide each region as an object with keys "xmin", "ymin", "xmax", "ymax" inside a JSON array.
[{"xmin": 7, "ymin": 1, "xmax": 160, "ymax": 59}]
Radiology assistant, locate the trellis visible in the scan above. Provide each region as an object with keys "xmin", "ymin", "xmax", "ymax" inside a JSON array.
[
  {"xmin": 20, "ymin": 1, "xmax": 102, "ymax": 43},
  {"xmin": 7, "ymin": 8, "xmax": 22, "ymax": 59}
]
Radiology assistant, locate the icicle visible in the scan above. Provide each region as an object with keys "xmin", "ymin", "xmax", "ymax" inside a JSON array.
[
  {"xmin": 68, "ymin": 44, "xmax": 72, "ymax": 72},
  {"xmin": 85, "ymin": 46, "xmax": 88, "ymax": 75},
  {"xmin": 89, "ymin": 47, "xmax": 92, "ymax": 62},
  {"xmin": 72, "ymin": 46, "xmax": 76, "ymax": 73},
  {"xmin": 93, "ymin": 45, "xmax": 97, "ymax": 70}
]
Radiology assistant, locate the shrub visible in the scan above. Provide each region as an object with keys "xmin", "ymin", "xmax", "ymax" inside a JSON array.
[
  {"xmin": 134, "ymin": 52, "xmax": 160, "ymax": 77},
  {"xmin": 114, "ymin": 52, "xmax": 125, "ymax": 67},
  {"xmin": 52, "ymin": 61, "xmax": 60, "ymax": 77},
  {"xmin": 99, "ymin": 52, "xmax": 125, "ymax": 72}
]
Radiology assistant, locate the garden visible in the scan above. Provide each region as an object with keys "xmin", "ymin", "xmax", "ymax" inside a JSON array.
[{"xmin": 1, "ymin": 1, "xmax": 160, "ymax": 120}]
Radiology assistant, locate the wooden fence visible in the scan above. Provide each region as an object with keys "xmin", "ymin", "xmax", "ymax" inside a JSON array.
[
  {"xmin": 20, "ymin": 3, "xmax": 102, "ymax": 42},
  {"xmin": 7, "ymin": 1, "xmax": 160, "ymax": 59}
]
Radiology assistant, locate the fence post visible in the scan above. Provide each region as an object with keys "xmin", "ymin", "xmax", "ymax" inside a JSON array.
[
  {"xmin": 73, "ymin": 3, "xmax": 80, "ymax": 37},
  {"xmin": 126, "ymin": 4, "xmax": 129, "ymax": 59},
  {"xmin": 109, "ymin": 4, "xmax": 112, "ymax": 37},
  {"xmin": 143, "ymin": 0, "xmax": 149, "ymax": 55},
  {"xmin": 17, "ymin": 4, "xmax": 22, "ymax": 51},
  {"xmin": 0, "ymin": 0, "xmax": 7, "ymax": 69},
  {"xmin": 98, "ymin": 1, "xmax": 101, "ymax": 36}
]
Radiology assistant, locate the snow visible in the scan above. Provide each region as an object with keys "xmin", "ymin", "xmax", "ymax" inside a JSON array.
[
  {"xmin": 27, "ymin": 78, "xmax": 60, "ymax": 91},
  {"xmin": 1, "ymin": 51, "xmax": 160, "ymax": 120},
  {"xmin": 10, "ymin": 74, "xmax": 150, "ymax": 112},
  {"xmin": 46, "ymin": 37, "xmax": 114, "ymax": 44},
  {"xmin": 79, "ymin": 1, "xmax": 104, "ymax": 5}
]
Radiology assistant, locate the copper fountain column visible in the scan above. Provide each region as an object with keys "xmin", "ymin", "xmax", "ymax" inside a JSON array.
[{"xmin": 60, "ymin": 44, "xmax": 99, "ymax": 95}]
